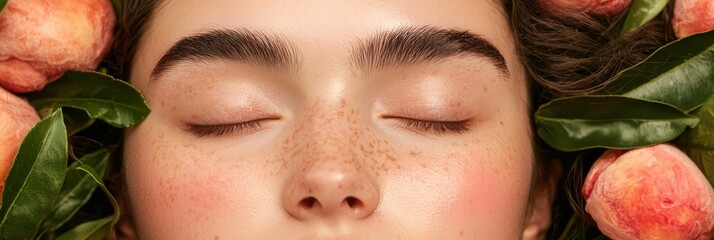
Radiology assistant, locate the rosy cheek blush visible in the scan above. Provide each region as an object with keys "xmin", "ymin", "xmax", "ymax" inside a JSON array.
[{"xmin": 441, "ymin": 130, "xmax": 534, "ymax": 234}]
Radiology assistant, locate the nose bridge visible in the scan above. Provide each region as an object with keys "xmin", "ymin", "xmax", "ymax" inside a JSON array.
[
  {"xmin": 299, "ymin": 100, "xmax": 365, "ymax": 163},
  {"xmin": 281, "ymin": 100, "xmax": 380, "ymax": 220}
]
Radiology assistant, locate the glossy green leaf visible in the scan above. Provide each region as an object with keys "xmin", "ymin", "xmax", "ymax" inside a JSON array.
[
  {"xmin": 620, "ymin": 0, "xmax": 669, "ymax": 35},
  {"xmin": 679, "ymin": 97, "xmax": 714, "ymax": 186},
  {"xmin": 27, "ymin": 70, "xmax": 150, "ymax": 128},
  {"xmin": 56, "ymin": 216, "xmax": 112, "ymax": 240},
  {"xmin": 75, "ymin": 165, "xmax": 120, "ymax": 238},
  {"xmin": 0, "ymin": 0, "xmax": 7, "ymax": 15},
  {"xmin": 595, "ymin": 29, "xmax": 714, "ymax": 112},
  {"xmin": 0, "ymin": 109, "xmax": 67, "ymax": 239},
  {"xmin": 536, "ymin": 96, "xmax": 699, "ymax": 151},
  {"xmin": 63, "ymin": 107, "xmax": 95, "ymax": 136},
  {"xmin": 39, "ymin": 149, "xmax": 110, "ymax": 234}
]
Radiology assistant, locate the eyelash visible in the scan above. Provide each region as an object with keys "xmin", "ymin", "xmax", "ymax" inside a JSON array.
[
  {"xmin": 395, "ymin": 118, "xmax": 471, "ymax": 135},
  {"xmin": 183, "ymin": 118, "xmax": 471, "ymax": 137},
  {"xmin": 183, "ymin": 120, "xmax": 265, "ymax": 138}
]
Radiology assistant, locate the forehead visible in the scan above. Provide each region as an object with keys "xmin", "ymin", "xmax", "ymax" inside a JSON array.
[
  {"xmin": 150, "ymin": 0, "xmax": 507, "ymax": 27},
  {"xmin": 134, "ymin": 0, "xmax": 516, "ymax": 86}
]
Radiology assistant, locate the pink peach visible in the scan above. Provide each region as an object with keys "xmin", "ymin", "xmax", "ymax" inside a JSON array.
[
  {"xmin": 583, "ymin": 144, "xmax": 714, "ymax": 240},
  {"xmin": 673, "ymin": 0, "xmax": 714, "ymax": 39},
  {"xmin": 539, "ymin": 0, "xmax": 633, "ymax": 17},
  {"xmin": 0, "ymin": 87, "xmax": 40, "ymax": 195},
  {"xmin": 0, "ymin": 0, "xmax": 115, "ymax": 93}
]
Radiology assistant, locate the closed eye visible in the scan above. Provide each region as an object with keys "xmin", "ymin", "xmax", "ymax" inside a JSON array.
[
  {"xmin": 393, "ymin": 117, "xmax": 471, "ymax": 135},
  {"xmin": 182, "ymin": 118, "xmax": 278, "ymax": 138}
]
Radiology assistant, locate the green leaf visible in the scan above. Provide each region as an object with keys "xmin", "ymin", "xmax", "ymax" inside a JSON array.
[
  {"xmin": 679, "ymin": 97, "xmax": 714, "ymax": 186},
  {"xmin": 27, "ymin": 70, "xmax": 150, "ymax": 128},
  {"xmin": 56, "ymin": 216, "xmax": 112, "ymax": 240},
  {"xmin": 595, "ymin": 29, "xmax": 714, "ymax": 112},
  {"xmin": 63, "ymin": 107, "xmax": 95, "ymax": 136},
  {"xmin": 0, "ymin": 0, "xmax": 7, "ymax": 15},
  {"xmin": 74, "ymin": 165, "xmax": 120, "ymax": 238},
  {"xmin": 620, "ymin": 0, "xmax": 669, "ymax": 35},
  {"xmin": 0, "ymin": 109, "xmax": 67, "ymax": 239},
  {"xmin": 536, "ymin": 96, "xmax": 699, "ymax": 151},
  {"xmin": 38, "ymin": 149, "xmax": 110, "ymax": 234}
]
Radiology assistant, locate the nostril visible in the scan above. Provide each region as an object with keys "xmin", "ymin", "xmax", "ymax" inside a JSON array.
[
  {"xmin": 299, "ymin": 197, "xmax": 318, "ymax": 210},
  {"xmin": 344, "ymin": 196, "xmax": 364, "ymax": 210}
]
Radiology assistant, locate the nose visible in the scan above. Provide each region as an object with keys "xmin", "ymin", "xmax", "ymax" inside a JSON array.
[
  {"xmin": 282, "ymin": 160, "xmax": 380, "ymax": 220},
  {"xmin": 281, "ymin": 100, "xmax": 381, "ymax": 221}
]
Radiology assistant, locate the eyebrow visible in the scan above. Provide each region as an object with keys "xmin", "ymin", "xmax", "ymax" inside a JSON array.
[
  {"xmin": 351, "ymin": 26, "xmax": 509, "ymax": 75},
  {"xmin": 150, "ymin": 28, "xmax": 298, "ymax": 81},
  {"xmin": 150, "ymin": 26, "xmax": 509, "ymax": 82}
]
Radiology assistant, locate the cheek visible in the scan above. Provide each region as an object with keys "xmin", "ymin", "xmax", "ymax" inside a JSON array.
[
  {"xmin": 454, "ymin": 118, "xmax": 534, "ymax": 233},
  {"xmin": 431, "ymin": 147, "xmax": 532, "ymax": 238},
  {"xmin": 455, "ymin": 144, "xmax": 533, "ymax": 219},
  {"xmin": 121, "ymin": 119, "xmax": 270, "ymax": 235},
  {"xmin": 437, "ymin": 118, "xmax": 534, "ymax": 235},
  {"xmin": 382, "ymin": 138, "xmax": 533, "ymax": 238}
]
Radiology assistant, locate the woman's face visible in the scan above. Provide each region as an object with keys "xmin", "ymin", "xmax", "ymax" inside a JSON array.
[{"xmin": 123, "ymin": 0, "xmax": 537, "ymax": 238}]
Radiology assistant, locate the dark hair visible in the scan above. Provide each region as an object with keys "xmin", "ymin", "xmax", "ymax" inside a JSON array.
[
  {"xmin": 506, "ymin": 1, "xmax": 673, "ymax": 236},
  {"xmin": 110, "ymin": 0, "xmax": 165, "ymax": 80},
  {"xmin": 508, "ymin": 1, "xmax": 673, "ymax": 103}
]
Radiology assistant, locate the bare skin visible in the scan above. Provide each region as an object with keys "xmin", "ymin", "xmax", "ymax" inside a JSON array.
[{"xmin": 121, "ymin": 0, "xmax": 553, "ymax": 239}]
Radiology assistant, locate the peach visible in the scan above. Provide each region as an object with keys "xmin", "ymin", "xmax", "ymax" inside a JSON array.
[
  {"xmin": 539, "ymin": 0, "xmax": 633, "ymax": 17},
  {"xmin": 583, "ymin": 144, "xmax": 714, "ymax": 240},
  {"xmin": 673, "ymin": 0, "xmax": 714, "ymax": 39},
  {"xmin": 0, "ymin": 0, "xmax": 115, "ymax": 93},
  {"xmin": 0, "ymin": 87, "xmax": 40, "ymax": 195}
]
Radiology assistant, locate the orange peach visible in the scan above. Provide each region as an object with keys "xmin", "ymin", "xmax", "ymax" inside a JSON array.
[
  {"xmin": 0, "ymin": 0, "xmax": 115, "ymax": 93},
  {"xmin": 539, "ymin": 0, "xmax": 632, "ymax": 17},
  {"xmin": 0, "ymin": 87, "xmax": 40, "ymax": 195},
  {"xmin": 583, "ymin": 144, "xmax": 714, "ymax": 240},
  {"xmin": 673, "ymin": 0, "xmax": 714, "ymax": 39}
]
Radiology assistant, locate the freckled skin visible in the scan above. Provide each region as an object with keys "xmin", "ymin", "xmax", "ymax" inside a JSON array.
[{"xmin": 121, "ymin": 0, "xmax": 548, "ymax": 239}]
